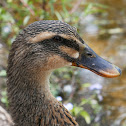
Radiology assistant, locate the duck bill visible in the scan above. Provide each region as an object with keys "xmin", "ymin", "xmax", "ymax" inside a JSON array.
[{"xmin": 72, "ymin": 45, "xmax": 121, "ymax": 78}]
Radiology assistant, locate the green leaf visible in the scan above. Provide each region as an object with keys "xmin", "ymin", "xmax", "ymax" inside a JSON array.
[
  {"xmin": 84, "ymin": 3, "xmax": 108, "ymax": 17},
  {"xmin": 84, "ymin": 4, "xmax": 93, "ymax": 17},
  {"xmin": 1, "ymin": 13, "xmax": 15, "ymax": 23},
  {"xmin": 92, "ymin": 3, "xmax": 108, "ymax": 9},
  {"xmin": 1, "ymin": 97, "xmax": 7, "ymax": 103},
  {"xmin": 55, "ymin": 11, "xmax": 63, "ymax": 21},
  {"xmin": 1, "ymin": 90, "xmax": 8, "ymax": 107},
  {"xmin": 1, "ymin": 91, "xmax": 7, "ymax": 96},
  {"xmin": 25, "ymin": 0, "xmax": 29, "ymax": 4},
  {"xmin": 23, "ymin": 16, "xmax": 30, "ymax": 25},
  {"xmin": 80, "ymin": 111, "xmax": 91, "ymax": 124},
  {"xmin": 79, "ymin": 99, "xmax": 89, "ymax": 106},
  {"xmin": 0, "ymin": 70, "xmax": 6, "ymax": 77},
  {"xmin": 49, "ymin": 0, "xmax": 55, "ymax": 14},
  {"xmin": 7, "ymin": 0, "xmax": 13, "ymax": 3},
  {"xmin": 0, "ymin": 8, "xmax": 2, "ymax": 14},
  {"xmin": 82, "ymin": 83, "xmax": 91, "ymax": 88},
  {"xmin": 71, "ymin": 106, "xmax": 83, "ymax": 116}
]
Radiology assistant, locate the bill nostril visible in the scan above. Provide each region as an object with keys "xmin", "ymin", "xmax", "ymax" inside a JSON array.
[{"xmin": 86, "ymin": 52, "xmax": 94, "ymax": 57}]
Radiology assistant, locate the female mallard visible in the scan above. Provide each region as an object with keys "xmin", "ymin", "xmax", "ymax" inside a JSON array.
[{"xmin": 7, "ymin": 20, "xmax": 121, "ymax": 126}]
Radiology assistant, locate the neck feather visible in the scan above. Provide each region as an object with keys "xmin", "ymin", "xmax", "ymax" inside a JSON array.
[
  {"xmin": 7, "ymin": 69, "xmax": 56, "ymax": 125},
  {"xmin": 7, "ymin": 58, "xmax": 78, "ymax": 126}
]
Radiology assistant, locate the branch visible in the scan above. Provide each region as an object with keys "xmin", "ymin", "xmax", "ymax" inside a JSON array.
[
  {"xmin": 20, "ymin": 0, "xmax": 35, "ymax": 16},
  {"xmin": 69, "ymin": 0, "xmax": 82, "ymax": 14}
]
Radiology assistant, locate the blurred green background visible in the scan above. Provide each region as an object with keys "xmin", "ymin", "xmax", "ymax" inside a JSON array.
[{"xmin": 0, "ymin": 0, "xmax": 126, "ymax": 126}]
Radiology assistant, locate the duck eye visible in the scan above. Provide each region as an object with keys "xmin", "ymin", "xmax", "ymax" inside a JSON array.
[{"xmin": 53, "ymin": 36, "xmax": 63, "ymax": 42}]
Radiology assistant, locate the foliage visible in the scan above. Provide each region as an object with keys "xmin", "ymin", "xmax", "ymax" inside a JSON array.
[
  {"xmin": 71, "ymin": 93, "xmax": 102, "ymax": 124},
  {"xmin": 1, "ymin": 90, "xmax": 8, "ymax": 107},
  {"xmin": 50, "ymin": 66, "xmax": 80, "ymax": 97},
  {"xmin": 71, "ymin": 99, "xmax": 91, "ymax": 124},
  {"xmin": 0, "ymin": 70, "xmax": 8, "ymax": 106},
  {"xmin": 0, "ymin": 0, "xmax": 108, "ymax": 45},
  {"xmin": 83, "ymin": 2, "xmax": 108, "ymax": 17},
  {"xmin": 0, "ymin": 70, "xmax": 7, "ymax": 77}
]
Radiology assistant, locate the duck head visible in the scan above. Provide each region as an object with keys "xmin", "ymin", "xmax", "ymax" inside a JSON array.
[{"xmin": 13, "ymin": 20, "xmax": 121, "ymax": 78}]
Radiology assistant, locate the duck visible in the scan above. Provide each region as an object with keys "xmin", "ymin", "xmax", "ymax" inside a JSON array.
[{"xmin": 7, "ymin": 20, "xmax": 121, "ymax": 126}]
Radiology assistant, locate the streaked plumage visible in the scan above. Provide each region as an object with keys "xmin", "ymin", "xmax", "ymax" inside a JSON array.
[{"xmin": 7, "ymin": 20, "xmax": 121, "ymax": 126}]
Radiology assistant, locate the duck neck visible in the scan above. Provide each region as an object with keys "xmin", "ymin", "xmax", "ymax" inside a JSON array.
[{"xmin": 7, "ymin": 69, "xmax": 56, "ymax": 125}]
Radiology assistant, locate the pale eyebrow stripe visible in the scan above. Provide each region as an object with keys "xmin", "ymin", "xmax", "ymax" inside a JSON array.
[
  {"xmin": 30, "ymin": 32, "xmax": 56, "ymax": 43},
  {"xmin": 59, "ymin": 46, "xmax": 79, "ymax": 59},
  {"xmin": 29, "ymin": 31, "xmax": 82, "ymax": 44}
]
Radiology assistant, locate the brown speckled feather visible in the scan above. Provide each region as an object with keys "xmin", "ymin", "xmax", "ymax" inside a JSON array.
[
  {"xmin": 36, "ymin": 102, "xmax": 78, "ymax": 126},
  {"xmin": 7, "ymin": 20, "xmax": 80, "ymax": 126}
]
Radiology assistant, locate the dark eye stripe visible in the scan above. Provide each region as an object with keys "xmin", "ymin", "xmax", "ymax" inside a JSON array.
[
  {"xmin": 51, "ymin": 35, "xmax": 79, "ymax": 51},
  {"xmin": 37, "ymin": 35, "xmax": 80, "ymax": 51}
]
